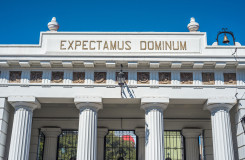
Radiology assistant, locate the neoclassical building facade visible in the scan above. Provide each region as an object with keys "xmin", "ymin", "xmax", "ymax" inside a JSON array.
[{"xmin": 0, "ymin": 17, "xmax": 245, "ymax": 160}]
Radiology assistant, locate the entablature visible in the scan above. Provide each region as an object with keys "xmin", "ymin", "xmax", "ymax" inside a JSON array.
[{"xmin": 0, "ymin": 59, "xmax": 245, "ymax": 69}]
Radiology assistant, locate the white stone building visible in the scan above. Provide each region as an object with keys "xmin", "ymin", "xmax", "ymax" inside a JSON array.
[{"xmin": 0, "ymin": 17, "xmax": 245, "ymax": 160}]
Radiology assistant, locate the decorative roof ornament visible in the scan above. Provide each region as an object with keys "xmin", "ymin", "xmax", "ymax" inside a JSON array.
[
  {"xmin": 187, "ymin": 17, "xmax": 199, "ymax": 32},
  {"xmin": 48, "ymin": 17, "xmax": 59, "ymax": 31}
]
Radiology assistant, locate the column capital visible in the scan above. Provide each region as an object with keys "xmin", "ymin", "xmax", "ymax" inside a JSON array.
[
  {"xmin": 135, "ymin": 128, "xmax": 145, "ymax": 137},
  {"xmin": 8, "ymin": 96, "xmax": 41, "ymax": 110},
  {"xmin": 182, "ymin": 128, "xmax": 202, "ymax": 138},
  {"xmin": 141, "ymin": 97, "xmax": 169, "ymax": 111},
  {"xmin": 204, "ymin": 97, "xmax": 237, "ymax": 112},
  {"xmin": 41, "ymin": 128, "xmax": 62, "ymax": 138},
  {"xmin": 98, "ymin": 128, "xmax": 108, "ymax": 138},
  {"xmin": 74, "ymin": 96, "xmax": 103, "ymax": 111}
]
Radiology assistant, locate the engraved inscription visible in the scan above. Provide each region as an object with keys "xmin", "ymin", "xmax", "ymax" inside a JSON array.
[
  {"xmin": 94, "ymin": 72, "xmax": 106, "ymax": 84},
  {"xmin": 137, "ymin": 72, "xmax": 150, "ymax": 84},
  {"xmin": 159, "ymin": 72, "xmax": 171, "ymax": 84},
  {"xmin": 73, "ymin": 72, "xmax": 85, "ymax": 83},
  {"xmin": 224, "ymin": 73, "xmax": 236, "ymax": 85},
  {"xmin": 51, "ymin": 72, "xmax": 64, "ymax": 83},
  {"xmin": 116, "ymin": 72, "xmax": 128, "ymax": 83},
  {"xmin": 9, "ymin": 71, "xmax": 22, "ymax": 83},
  {"xmin": 60, "ymin": 40, "xmax": 187, "ymax": 51},
  {"xmin": 202, "ymin": 72, "xmax": 215, "ymax": 85},
  {"xmin": 180, "ymin": 72, "xmax": 193, "ymax": 84},
  {"xmin": 30, "ymin": 71, "xmax": 43, "ymax": 83}
]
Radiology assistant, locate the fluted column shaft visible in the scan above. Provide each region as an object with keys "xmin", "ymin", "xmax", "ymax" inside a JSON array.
[
  {"xmin": 7, "ymin": 96, "xmax": 40, "ymax": 160},
  {"xmin": 8, "ymin": 107, "xmax": 33, "ymax": 160},
  {"xmin": 97, "ymin": 128, "xmax": 108, "ymax": 160},
  {"xmin": 182, "ymin": 129, "xmax": 202, "ymax": 160},
  {"xmin": 41, "ymin": 128, "xmax": 61, "ymax": 160},
  {"xmin": 206, "ymin": 102, "xmax": 235, "ymax": 160},
  {"xmin": 141, "ymin": 97, "xmax": 169, "ymax": 160},
  {"xmin": 135, "ymin": 128, "xmax": 145, "ymax": 160},
  {"xmin": 75, "ymin": 97, "xmax": 102, "ymax": 160}
]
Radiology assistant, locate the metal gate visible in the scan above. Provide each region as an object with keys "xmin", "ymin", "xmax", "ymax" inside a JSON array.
[
  {"xmin": 105, "ymin": 130, "xmax": 137, "ymax": 160},
  {"xmin": 164, "ymin": 131, "xmax": 185, "ymax": 160},
  {"xmin": 57, "ymin": 130, "xmax": 78, "ymax": 160}
]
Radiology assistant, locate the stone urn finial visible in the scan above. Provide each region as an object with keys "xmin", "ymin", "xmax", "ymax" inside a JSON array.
[
  {"xmin": 48, "ymin": 17, "xmax": 59, "ymax": 31},
  {"xmin": 187, "ymin": 17, "xmax": 199, "ymax": 32}
]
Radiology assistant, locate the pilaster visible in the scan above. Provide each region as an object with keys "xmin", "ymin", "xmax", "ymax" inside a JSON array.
[
  {"xmin": 182, "ymin": 128, "xmax": 202, "ymax": 160},
  {"xmin": 97, "ymin": 128, "xmax": 108, "ymax": 160},
  {"xmin": 41, "ymin": 127, "xmax": 62, "ymax": 160},
  {"xmin": 135, "ymin": 128, "xmax": 145, "ymax": 160},
  {"xmin": 29, "ymin": 128, "xmax": 39, "ymax": 160}
]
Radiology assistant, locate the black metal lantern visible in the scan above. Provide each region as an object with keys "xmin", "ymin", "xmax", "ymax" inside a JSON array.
[
  {"xmin": 118, "ymin": 64, "xmax": 125, "ymax": 87},
  {"xmin": 118, "ymin": 64, "xmax": 126, "ymax": 97},
  {"xmin": 241, "ymin": 116, "xmax": 245, "ymax": 134},
  {"xmin": 216, "ymin": 28, "xmax": 236, "ymax": 45}
]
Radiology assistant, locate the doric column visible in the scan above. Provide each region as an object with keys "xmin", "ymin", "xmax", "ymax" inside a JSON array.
[
  {"xmin": 74, "ymin": 96, "xmax": 102, "ymax": 160},
  {"xmin": 182, "ymin": 128, "xmax": 202, "ymax": 160},
  {"xmin": 7, "ymin": 96, "xmax": 40, "ymax": 160},
  {"xmin": 205, "ymin": 98, "xmax": 236, "ymax": 160},
  {"xmin": 97, "ymin": 128, "xmax": 108, "ymax": 160},
  {"xmin": 41, "ymin": 128, "xmax": 61, "ymax": 160},
  {"xmin": 141, "ymin": 97, "xmax": 169, "ymax": 160},
  {"xmin": 135, "ymin": 128, "xmax": 145, "ymax": 160}
]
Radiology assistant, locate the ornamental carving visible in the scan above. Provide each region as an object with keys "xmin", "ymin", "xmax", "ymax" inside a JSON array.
[
  {"xmin": 30, "ymin": 71, "xmax": 43, "ymax": 83},
  {"xmin": 137, "ymin": 72, "xmax": 150, "ymax": 84},
  {"xmin": 73, "ymin": 72, "xmax": 85, "ymax": 83},
  {"xmin": 94, "ymin": 72, "xmax": 106, "ymax": 84},
  {"xmin": 116, "ymin": 72, "xmax": 128, "ymax": 83},
  {"xmin": 202, "ymin": 72, "xmax": 215, "ymax": 85},
  {"xmin": 51, "ymin": 72, "xmax": 64, "ymax": 83},
  {"xmin": 159, "ymin": 72, "xmax": 171, "ymax": 84},
  {"xmin": 9, "ymin": 71, "xmax": 22, "ymax": 83},
  {"xmin": 180, "ymin": 72, "xmax": 193, "ymax": 84},
  {"xmin": 224, "ymin": 73, "xmax": 236, "ymax": 85}
]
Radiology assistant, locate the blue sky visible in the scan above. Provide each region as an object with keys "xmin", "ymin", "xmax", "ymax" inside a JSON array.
[{"xmin": 0, "ymin": 0, "xmax": 244, "ymax": 45}]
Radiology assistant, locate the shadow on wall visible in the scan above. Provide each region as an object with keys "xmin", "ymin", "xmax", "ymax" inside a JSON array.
[{"xmin": 145, "ymin": 122, "xmax": 149, "ymax": 146}]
